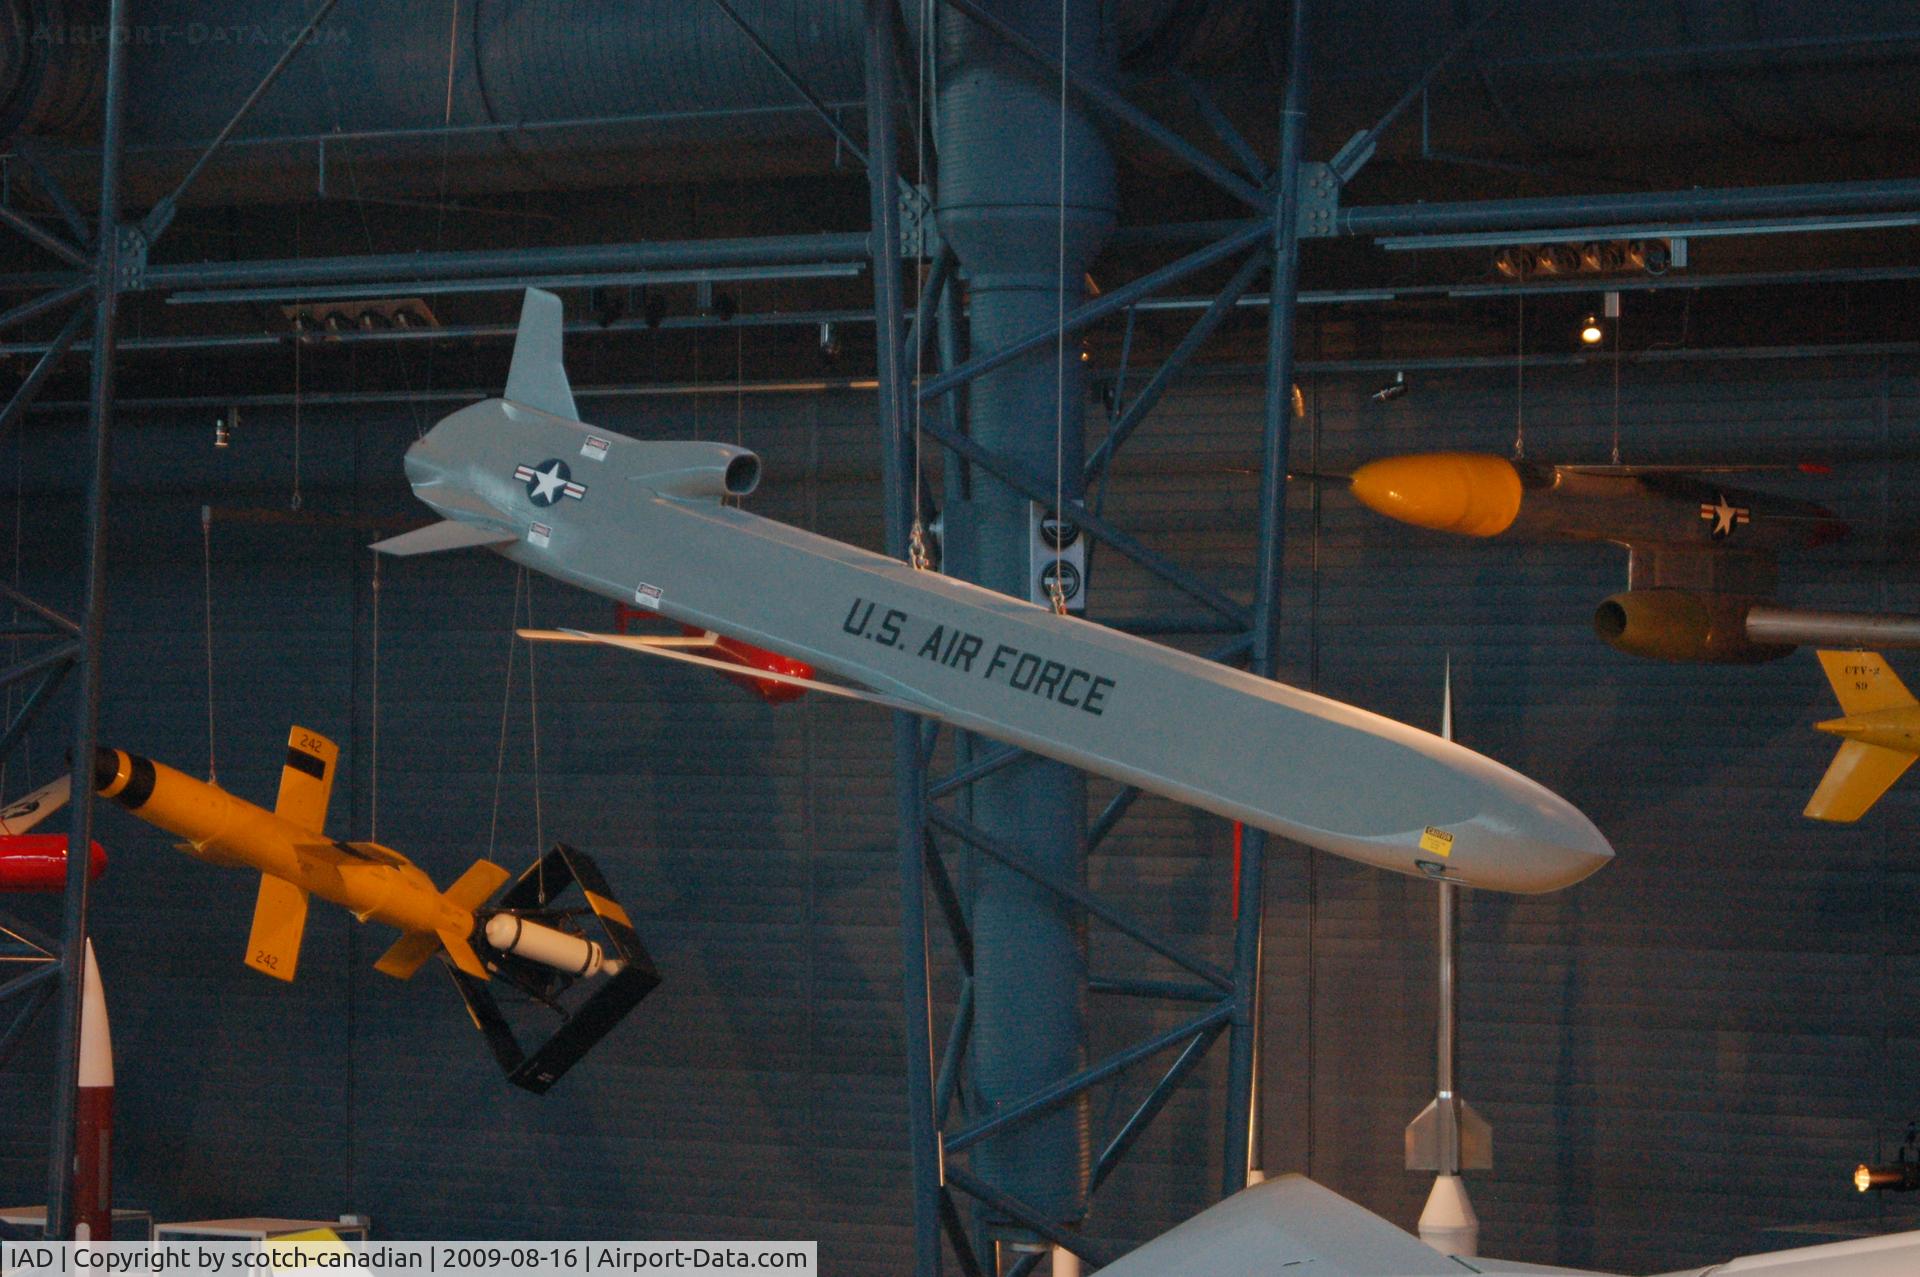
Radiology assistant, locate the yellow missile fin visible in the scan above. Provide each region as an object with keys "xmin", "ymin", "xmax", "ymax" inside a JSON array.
[
  {"xmin": 274, "ymin": 726, "xmax": 339, "ymax": 835},
  {"xmin": 245, "ymin": 875, "xmax": 309, "ymax": 982},
  {"xmin": 373, "ymin": 930, "xmax": 442, "ymax": 980},
  {"xmin": 444, "ymin": 858, "xmax": 511, "ymax": 912},
  {"xmin": 1806, "ymin": 739, "xmax": 1917, "ymax": 823},
  {"xmin": 371, "ymin": 860, "xmax": 508, "ymax": 980},
  {"xmin": 1816, "ymin": 650, "xmax": 1917, "ymax": 716},
  {"xmin": 437, "ymin": 926, "xmax": 490, "ymax": 979}
]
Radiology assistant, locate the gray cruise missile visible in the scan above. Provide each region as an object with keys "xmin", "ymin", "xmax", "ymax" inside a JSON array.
[{"xmin": 374, "ymin": 290, "xmax": 1612, "ymax": 895}]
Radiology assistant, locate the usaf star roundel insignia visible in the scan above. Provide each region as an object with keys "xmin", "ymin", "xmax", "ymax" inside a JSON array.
[{"xmin": 513, "ymin": 458, "xmax": 587, "ymax": 507}]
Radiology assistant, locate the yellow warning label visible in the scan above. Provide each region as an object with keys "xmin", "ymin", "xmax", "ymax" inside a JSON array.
[{"xmin": 1419, "ymin": 826, "xmax": 1455, "ymax": 857}]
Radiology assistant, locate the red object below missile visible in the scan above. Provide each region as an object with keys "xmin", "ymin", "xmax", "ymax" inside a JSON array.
[
  {"xmin": 0, "ymin": 835, "xmax": 106, "ymax": 892},
  {"xmin": 681, "ymin": 625, "xmax": 814, "ymax": 704}
]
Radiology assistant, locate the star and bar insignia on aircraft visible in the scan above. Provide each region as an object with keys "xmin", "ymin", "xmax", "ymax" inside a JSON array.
[
  {"xmin": 1698, "ymin": 492, "xmax": 1751, "ymax": 538},
  {"xmin": 514, "ymin": 458, "xmax": 587, "ymax": 507}
]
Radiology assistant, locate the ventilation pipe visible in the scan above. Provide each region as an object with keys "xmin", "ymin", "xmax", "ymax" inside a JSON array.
[{"xmin": 934, "ymin": 0, "xmax": 1115, "ymax": 1243}]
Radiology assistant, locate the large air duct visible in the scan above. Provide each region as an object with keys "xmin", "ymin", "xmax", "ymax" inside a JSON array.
[{"xmin": 934, "ymin": 0, "xmax": 1116, "ymax": 1243}]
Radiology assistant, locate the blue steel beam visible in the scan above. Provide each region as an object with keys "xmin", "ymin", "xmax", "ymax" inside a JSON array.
[
  {"xmin": 939, "ymin": 0, "xmax": 1263, "ymax": 210},
  {"xmin": 917, "ymin": 218, "xmax": 1271, "ymax": 403},
  {"xmin": 864, "ymin": 5, "xmax": 943, "ymax": 1274},
  {"xmin": 11, "ymin": 140, "xmax": 90, "ymax": 247},
  {"xmin": 1340, "ymin": 176, "xmax": 1920, "ymax": 237},
  {"xmin": 1170, "ymin": 67, "xmax": 1268, "ymax": 185},
  {"xmin": 0, "ymin": 281, "xmax": 90, "ymax": 338},
  {"xmin": 44, "ymin": 0, "xmax": 126, "ymax": 1236},
  {"xmin": 1083, "ymin": 248, "xmax": 1270, "ymax": 481},
  {"xmin": 943, "ymin": 1168, "xmax": 1106, "ymax": 1266},
  {"xmin": 936, "ymin": 1189, "xmax": 987, "ymax": 1277},
  {"xmin": 140, "ymin": 0, "xmax": 344, "ymax": 245},
  {"xmin": 1091, "ymin": 1021, "xmax": 1229, "ymax": 1191},
  {"xmin": 1089, "ymin": 977, "xmax": 1226, "ymax": 1003},
  {"xmin": 0, "ymin": 306, "xmax": 90, "ymax": 435},
  {"xmin": 0, "ymin": 656, "xmax": 76, "ymax": 764},
  {"xmin": 0, "ymin": 207, "xmax": 87, "ymax": 270},
  {"xmin": 929, "ymin": 744, "xmax": 1029, "ymax": 800},
  {"xmin": 927, "ymin": 808, "xmax": 1232, "ymax": 991},
  {"xmin": 1222, "ymin": 0, "xmax": 1311, "ymax": 1201},
  {"xmin": 942, "ymin": 1003, "xmax": 1233, "ymax": 1156},
  {"xmin": 935, "ymin": 978, "xmax": 974, "ymax": 1122}
]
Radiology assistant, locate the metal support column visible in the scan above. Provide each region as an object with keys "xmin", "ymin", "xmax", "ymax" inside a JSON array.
[
  {"xmin": 1221, "ymin": 0, "xmax": 1311, "ymax": 1200},
  {"xmin": 864, "ymin": 3, "xmax": 943, "ymax": 1273},
  {"xmin": 44, "ymin": 0, "xmax": 126, "ymax": 1240}
]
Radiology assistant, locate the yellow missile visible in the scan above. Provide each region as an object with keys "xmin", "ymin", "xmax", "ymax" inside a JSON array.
[
  {"xmin": 92, "ymin": 727, "xmax": 507, "ymax": 983},
  {"xmin": 1347, "ymin": 452, "xmax": 1525, "ymax": 537}
]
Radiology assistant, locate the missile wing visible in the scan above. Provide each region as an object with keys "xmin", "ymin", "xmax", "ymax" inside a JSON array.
[
  {"xmin": 90, "ymin": 725, "xmax": 658, "ymax": 1091},
  {"xmin": 1334, "ymin": 451, "xmax": 1920, "ymax": 665},
  {"xmin": 375, "ymin": 290, "xmax": 1612, "ymax": 895},
  {"xmin": 1804, "ymin": 649, "xmax": 1920, "ymax": 822}
]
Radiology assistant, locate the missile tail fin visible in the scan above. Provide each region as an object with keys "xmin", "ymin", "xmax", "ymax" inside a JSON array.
[
  {"xmin": 438, "ymin": 926, "xmax": 490, "ymax": 980},
  {"xmin": 245, "ymin": 875, "xmax": 308, "ymax": 982},
  {"xmin": 1806, "ymin": 739, "xmax": 1916, "ymax": 822},
  {"xmin": 1817, "ymin": 649, "xmax": 1916, "ymax": 715},
  {"xmin": 444, "ymin": 858, "xmax": 511, "ymax": 912},
  {"xmin": 274, "ymin": 727, "xmax": 339, "ymax": 835},
  {"xmin": 373, "ymin": 930, "xmax": 442, "ymax": 980},
  {"xmin": 504, "ymin": 288, "xmax": 578, "ymax": 421}
]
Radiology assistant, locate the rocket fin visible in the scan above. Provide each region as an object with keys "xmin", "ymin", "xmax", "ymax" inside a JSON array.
[
  {"xmin": 1805, "ymin": 739, "xmax": 1916, "ymax": 822},
  {"xmin": 245, "ymin": 875, "xmax": 308, "ymax": 983},
  {"xmin": 373, "ymin": 930, "xmax": 442, "ymax": 980},
  {"xmin": 369, "ymin": 520, "xmax": 517, "ymax": 557},
  {"xmin": 437, "ymin": 926, "xmax": 490, "ymax": 980},
  {"xmin": 504, "ymin": 288, "xmax": 578, "ymax": 421},
  {"xmin": 444, "ymin": 858, "xmax": 511, "ymax": 913},
  {"xmin": 1404, "ymin": 1096, "xmax": 1492, "ymax": 1172},
  {"xmin": 274, "ymin": 726, "xmax": 338, "ymax": 835},
  {"xmin": 1816, "ymin": 649, "xmax": 1917, "ymax": 715}
]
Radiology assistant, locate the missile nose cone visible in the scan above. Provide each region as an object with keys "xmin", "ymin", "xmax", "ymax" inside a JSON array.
[{"xmin": 1349, "ymin": 453, "xmax": 1523, "ymax": 538}]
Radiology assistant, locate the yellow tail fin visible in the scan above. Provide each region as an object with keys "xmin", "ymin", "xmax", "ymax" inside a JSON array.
[
  {"xmin": 274, "ymin": 726, "xmax": 339, "ymax": 835},
  {"xmin": 1817, "ymin": 650, "xmax": 1917, "ymax": 716},
  {"xmin": 245, "ymin": 874, "xmax": 309, "ymax": 982},
  {"xmin": 370, "ymin": 859, "xmax": 509, "ymax": 981},
  {"xmin": 444, "ymin": 858, "xmax": 511, "ymax": 912},
  {"xmin": 373, "ymin": 930, "xmax": 441, "ymax": 980},
  {"xmin": 1806, "ymin": 739, "xmax": 1917, "ymax": 823}
]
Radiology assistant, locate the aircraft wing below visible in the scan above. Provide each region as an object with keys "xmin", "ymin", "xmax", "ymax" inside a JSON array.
[
  {"xmin": 517, "ymin": 628, "xmax": 924, "ymax": 713},
  {"xmin": 0, "ymin": 775, "xmax": 71, "ymax": 835},
  {"xmin": 1095, "ymin": 1174, "xmax": 1598, "ymax": 1276}
]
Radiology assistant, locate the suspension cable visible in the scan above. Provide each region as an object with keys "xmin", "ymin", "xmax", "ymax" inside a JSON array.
[
  {"xmin": 1048, "ymin": 0, "xmax": 1071, "ymax": 614},
  {"xmin": 201, "ymin": 505, "xmax": 218, "ymax": 784}
]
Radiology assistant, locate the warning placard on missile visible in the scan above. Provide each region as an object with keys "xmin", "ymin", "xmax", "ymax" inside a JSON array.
[{"xmin": 1419, "ymin": 826, "xmax": 1455, "ymax": 857}]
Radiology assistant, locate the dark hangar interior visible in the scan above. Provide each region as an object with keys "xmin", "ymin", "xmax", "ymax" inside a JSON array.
[{"xmin": 0, "ymin": 3, "xmax": 1918, "ymax": 1274}]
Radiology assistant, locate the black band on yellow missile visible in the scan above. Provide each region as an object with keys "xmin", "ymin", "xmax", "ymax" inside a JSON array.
[
  {"xmin": 284, "ymin": 746, "xmax": 327, "ymax": 779},
  {"xmin": 91, "ymin": 748, "xmax": 155, "ymax": 810}
]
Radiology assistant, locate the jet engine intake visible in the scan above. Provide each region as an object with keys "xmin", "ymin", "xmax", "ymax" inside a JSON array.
[{"xmin": 1593, "ymin": 589, "xmax": 1794, "ymax": 664}]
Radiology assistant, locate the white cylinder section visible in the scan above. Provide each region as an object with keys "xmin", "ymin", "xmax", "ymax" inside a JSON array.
[
  {"xmin": 483, "ymin": 914, "xmax": 621, "ymax": 976},
  {"xmin": 1418, "ymin": 1174, "xmax": 1480, "ymax": 1258}
]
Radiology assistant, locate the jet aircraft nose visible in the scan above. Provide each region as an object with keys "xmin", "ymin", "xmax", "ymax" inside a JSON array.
[{"xmin": 1349, "ymin": 453, "xmax": 1524, "ymax": 538}]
